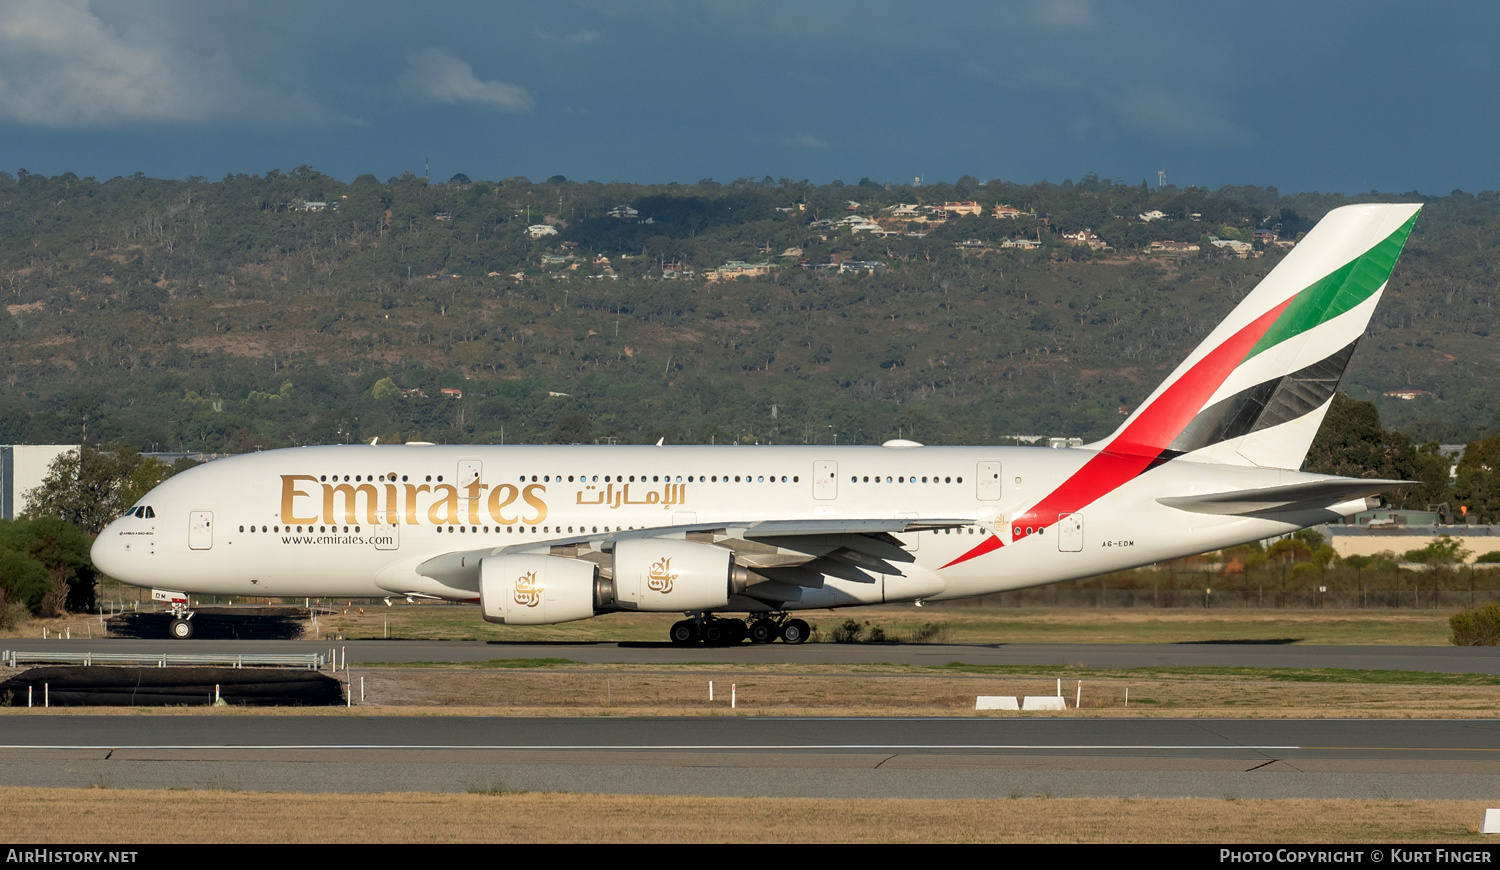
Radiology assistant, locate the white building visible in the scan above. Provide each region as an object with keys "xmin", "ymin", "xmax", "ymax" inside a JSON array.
[{"xmin": 1, "ymin": 445, "xmax": 78, "ymax": 519}]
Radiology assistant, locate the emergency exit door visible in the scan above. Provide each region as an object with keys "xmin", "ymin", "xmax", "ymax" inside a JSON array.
[
  {"xmin": 189, "ymin": 511, "xmax": 214, "ymax": 550},
  {"xmin": 1057, "ymin": 513, "xmax": 1083, "ymax": 552},
  {"xmin": 813, "ymin": 461, "xmax": 838, "ymax": 500}
]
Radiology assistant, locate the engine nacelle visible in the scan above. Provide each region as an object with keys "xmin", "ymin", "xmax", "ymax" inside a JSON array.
[
  {"xmin": 480, "ymin": 554, "xmax": 600, "ymax": 625},
  {"xmin": 613, "ymin": 538, "xmax": 734, "ymax": 612}
]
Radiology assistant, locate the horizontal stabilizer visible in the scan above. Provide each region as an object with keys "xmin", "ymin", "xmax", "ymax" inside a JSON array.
[{"xmin": 1156, "ymin": 478, "xmax": 1412, "ymax": 516}]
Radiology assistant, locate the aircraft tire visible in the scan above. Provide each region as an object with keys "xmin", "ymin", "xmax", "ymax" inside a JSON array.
[
  {"xmin": 780, "ymin": 619, "xmax": 810, "ymax": 645},
  {"xmin": 749, "ymin": 620, "xmax": 778, "ymax": 644},
  {"xmin": 669, "ymin": 620, "xmax": 699, "ymax": 645},
  {"xmin": 168, "ymin": 618, "xmax": 194, "ymax": 640}
]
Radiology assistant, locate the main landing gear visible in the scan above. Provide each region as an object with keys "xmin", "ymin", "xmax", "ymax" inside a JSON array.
[{"xmin": 669, "ymin": 613, "xmax": 809, "ymax": 646}]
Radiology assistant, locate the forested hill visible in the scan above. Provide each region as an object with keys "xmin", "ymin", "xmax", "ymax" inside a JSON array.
[{"xmin": 0, "ymin": 168, "xmax": 1495, "ymax": 452}]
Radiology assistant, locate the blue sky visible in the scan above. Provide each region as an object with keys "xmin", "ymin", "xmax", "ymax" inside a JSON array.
[{"xmin": 2, "ymin": 0, "xmax": 1496, "ymax": 194}]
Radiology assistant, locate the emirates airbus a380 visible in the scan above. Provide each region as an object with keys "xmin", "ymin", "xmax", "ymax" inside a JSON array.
[{"xmin": 93, "ymin": 204, "xmax": 1420, "ymax": 644}]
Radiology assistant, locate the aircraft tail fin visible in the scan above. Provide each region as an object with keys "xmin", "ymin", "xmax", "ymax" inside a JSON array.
[{"xmin": 1096, "ymin": 202, "xmax": 1420, "ymax": 470}]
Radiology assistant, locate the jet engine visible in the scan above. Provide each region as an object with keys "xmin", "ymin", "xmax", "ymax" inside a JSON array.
[
  {"xmin": 612, "ymin": 538, "xmax": 743, "ymax": 612},
  {"xmin": 480, "ymin": 554, "xmax": 605, "ymax": 625}
]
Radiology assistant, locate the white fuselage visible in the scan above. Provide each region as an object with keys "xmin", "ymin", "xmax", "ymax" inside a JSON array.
[{"xmin": 91, "ymin": 442, "xmax": 1334, "ymax": 612}]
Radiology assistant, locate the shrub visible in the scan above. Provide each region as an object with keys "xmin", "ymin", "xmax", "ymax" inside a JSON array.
[
  {"xmin": 830, "ymin": 618, "xmax": 864, "ymax": 643},
  {"xmin": 1450, "ymin": 601, "xmax": 1500, "ymax": 645},
  {"xmin": 907, "ymin": 621, "xmax": 953, "ymax": 644}
]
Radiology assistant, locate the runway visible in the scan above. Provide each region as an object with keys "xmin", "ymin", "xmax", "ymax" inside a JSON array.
[
  {"xmin": 18, "ymin": 637, "xmax": 1500, "ymax": 673},
  {"xmin": 7, "ymin": 640, "xmax": 1500, "ymax": 799},
  {"xmin": 3, "ymin": 716, "xmax": 1500, "ymax": 799}
]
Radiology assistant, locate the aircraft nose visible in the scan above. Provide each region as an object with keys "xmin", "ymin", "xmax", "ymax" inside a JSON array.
[{"xmin": 90, "ymin": 522, "xmax": 130, "ymax": 581}]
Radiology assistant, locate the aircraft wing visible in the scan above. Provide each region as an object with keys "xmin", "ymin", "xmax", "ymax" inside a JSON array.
[
  {"xmin": 412, "ymin": 517, "xmax": 975, "ymax": 595},
  {"xmin": 1156, "ymin": 477, "xmax": 1412, "ymax": 517}
]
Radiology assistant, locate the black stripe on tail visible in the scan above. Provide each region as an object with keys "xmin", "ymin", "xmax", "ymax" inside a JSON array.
[{"xmin": 1165, "ymin": 339, "xmax": 1358, "ymax": 456}]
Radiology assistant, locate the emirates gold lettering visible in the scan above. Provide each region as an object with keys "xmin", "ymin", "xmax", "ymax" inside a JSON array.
[
  {"xmin": 324, "ymin": 482, "xmax": 380, "ymax": 525},
  {"xmin": 276, "ymin": 474, "xmax": 551, "ymax": 527},
  {"xmin": 280, "ymin": 475, "xmax": 321, "ymax": 525},
  {"xmin": 521, "ymin": 484, "xmax": 548, "ymax": 524},
  {"xmin": 427, "ymin": 484, "xmax": 461, "ymax": 525},
  {"xmin": 465, "ymin": 481, "xmax": 486, "ymax": 525},
  {"xmin": 514, "ymin": 571, "xmax": 542, "ymax": 607},
  {"xmin": 403, "ymin": 483, "xmax": 430, "ymax": 525},
  {"xmin": 487, "ymin": 484, "xmax": 520, "ymax": 524},
  {"xmin": 647, "ymin": 557, "xmax": 676, "ymax": 594}
]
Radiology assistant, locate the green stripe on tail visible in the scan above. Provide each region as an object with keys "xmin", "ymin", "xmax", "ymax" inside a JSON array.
[{"xmin": 1242, "ymin": 211, "xmax": 1419, "ymax": 362}]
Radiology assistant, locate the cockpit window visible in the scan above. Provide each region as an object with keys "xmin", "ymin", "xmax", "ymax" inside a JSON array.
[
  {"xmin": 125, "ymin": 506, "xmax": 155, "ymax": 519},
  {"xmin": 144, "ymin": 506, "xmax": 155, "ymax": 518}
]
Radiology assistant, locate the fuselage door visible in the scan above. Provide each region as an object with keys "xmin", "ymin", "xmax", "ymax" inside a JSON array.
[
  {"xmin": 189, "ymin": 511, "xmax": 213, "ymax": 550},
  {"xmin": 977, "ymin": 461, "xmax": 1002, "ymax": 501},
  {"xmin": 1058, "ymin": 513, "xmax": 1083, "ymax": 552},
  {"xmin": 373, "ymin": 521, "xmax": 400, "ymax": 551},
  {"xmin": 813, "ymin": 461, "xmax": 838, "ymax": 500},
  {"xmin": 458, "ymin": 459, "xmax": 483, "ymax": 488}
]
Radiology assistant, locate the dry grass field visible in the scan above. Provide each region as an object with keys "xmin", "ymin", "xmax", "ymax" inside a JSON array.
[
  {"xmin": 5, "ymin": 660, "xmax": 1500, "ymax": 719},
  {"xmin": 1, "ymin": 787, "xmax": 1488, "ymax": 843},
  {"xmin": 8, "ymin": 603, "xmax": 1460, "ymax": 645}
]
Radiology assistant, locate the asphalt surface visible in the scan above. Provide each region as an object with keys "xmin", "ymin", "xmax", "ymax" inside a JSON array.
[
  {"xmin": 12, "ymin": 637, "xmax": 1500, "ymax": 673},
  {"xmin": 3, "ymin": 716, "xmax": 1500, "ymax": 799},
  {"xmin": 7, "ymin": 639, "xmax": 1500, "ymax": 798}
]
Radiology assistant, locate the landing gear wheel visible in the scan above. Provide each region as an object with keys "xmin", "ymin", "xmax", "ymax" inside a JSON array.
[
  {"xmin": 726, "ymin": 620, "xmax": 746, "ymax": 644},
  {"xmin": 749, "ymin": 620, "xmax": 778, "ymax": 644},
  {"xmin": 780, "ymin": 619, "xmax": 810, "ymax": 645},
  {"xmin": 669, "ymin": 620, "xmax": 699, "ymax": 645},
  {"xmin": 168, "ymin": 618, "xmax": 193, "ymax": 640},
  {"xmin": 702, "ymin": 620, "xmax": 729, "ymax": 646}
]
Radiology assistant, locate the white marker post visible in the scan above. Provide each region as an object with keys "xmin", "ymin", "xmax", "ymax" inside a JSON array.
[
  {"xmin": 732, "ymin": 684, "xmax": 736, "ymax": 709},
  {"xmin": 1076, "ymin": 681, "xmax": 1081, "ymax": 710},
  {"xmin": 709, "ymin": 681, "xmax": 714, "ymax": 702}
]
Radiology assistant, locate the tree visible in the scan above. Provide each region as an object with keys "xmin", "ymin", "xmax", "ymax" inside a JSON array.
[
  {"xmin": 22, "ymin": 445, "xmax": 174, "ymax": 535},
  {"xmin": 1402, "ymin": 533, "xmax": 1471, "ymax": 566},
  {"xmin": 371, "ymin": 377, "xmax": 401, "ymax": 400},
  {"xmin": 0, "ymin": 517, "xmax": 96, "ymax": 616},
  {"xmin": 1305, "ymin": 393, "xmax": 1450, "ymax": 508},
  {"xmin": 550, "ymin": 413, "xmax": 593, "ymax": 444}
]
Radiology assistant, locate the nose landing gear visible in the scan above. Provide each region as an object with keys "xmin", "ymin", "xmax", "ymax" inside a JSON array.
[{"xmin": 166, "ymin": 601, "xmax": 195, "ymax": 640}]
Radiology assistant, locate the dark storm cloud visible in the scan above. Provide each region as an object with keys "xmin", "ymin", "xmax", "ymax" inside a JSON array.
[{"xmin": 1, "ymin": 1, "xmax": 1495, "ymax": 194}]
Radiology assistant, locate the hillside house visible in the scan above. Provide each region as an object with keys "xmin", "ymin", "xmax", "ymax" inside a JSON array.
[
  {"xmin": 1146, "ymin": 240, "xmax": 1200, "ymax": 255},
  {"xmin": 1060, "ymin": 228, "xmax": 1108, "ymax": 250},
  {"xmin": 1210, "ymin": 237, "xmax": 1256, "ymax": 258},
  {"xmin": 707, "ymin": 261, "xmax": 772, "ymax": 281}
]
